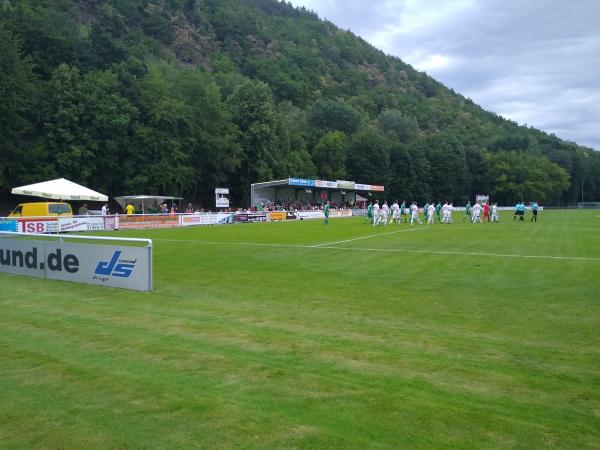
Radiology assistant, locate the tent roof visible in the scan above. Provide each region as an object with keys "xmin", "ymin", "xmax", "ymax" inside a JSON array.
[
  {"xmin": 113, "ymin": 195, "xmax": 182, "ymax": 209},
  {"xmin": 11, "ymin": 178, "xmax": 108, "ymax": 202}
]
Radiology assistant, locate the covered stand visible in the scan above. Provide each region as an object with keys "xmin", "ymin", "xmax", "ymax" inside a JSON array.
[{"xmin": 114, "ymin": 195, "xmax": 182, "ymax": 214}]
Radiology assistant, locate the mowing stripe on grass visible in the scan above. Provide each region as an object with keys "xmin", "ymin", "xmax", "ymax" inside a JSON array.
[{"xmin": 158, "ymin": 238, "xmax": 600, "ymax": 262}]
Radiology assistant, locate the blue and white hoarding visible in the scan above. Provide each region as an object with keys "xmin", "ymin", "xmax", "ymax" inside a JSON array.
[
  {"xmin": 0, "ymin": 234, "xmax": 152, "ymax": 291},
  {"xmin": 288, "ymin": 178, "xmax": 316, "ymax": 187}
]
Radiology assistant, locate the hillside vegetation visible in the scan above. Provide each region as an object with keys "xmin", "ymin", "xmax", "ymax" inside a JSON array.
[{"xmin": 1, "ymin": 0, "xmax": 598, "ymax": 206}]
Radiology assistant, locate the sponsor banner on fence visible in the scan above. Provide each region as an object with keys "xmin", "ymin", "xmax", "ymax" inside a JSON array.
[
  {"xmin": 352, "ymin": 209, "xmax": 366, "ymax": 216},
  {"xmin": 180, "ymin": 213, "xmax": 236, "ymax": 226},
  {"xmin": 19, "ymin": 218, "xmax": 58, "ymax": 234},
  {"xmin": 0, "ymin": 219, "xmax": 18, "ymax": 232},
  {"xmin": 0, "ymin": 237, "xmax": 152, "ymax": 291},
  {"xmin": 286, "ymin": 212, "xmax": 298, "ymax": 220},
  {"xmin": 330, "ymin": 209, "xmax": 353, "ymax": 218},
  {"xmin": 58, "ymin": 217, "xmax": 107, "ymax": 232},
  {"xmin": 236, "ymin": 213, "xmax": 267, "ymax": 223},
  {"xmin": 117, "ymin": 214, "xmax": 179, "ymax": 229},
  {"xmin": 298, "ymin": 211, "xmax": 324, "ymax": 219},
  {"xmin": 268, "ymin": 211, "xmax": 287, "ymax": 221}
]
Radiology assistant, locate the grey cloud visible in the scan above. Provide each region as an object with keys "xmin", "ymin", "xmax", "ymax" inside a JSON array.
[{"xmin": 292, "ymin": 0, "xmax": 600, "ymax": 149}]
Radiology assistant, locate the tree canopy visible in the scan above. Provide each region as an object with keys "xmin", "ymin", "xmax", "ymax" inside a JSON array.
[{"xmin": 0, "ymin": 0, "xmax": 598, "ymax": 207}]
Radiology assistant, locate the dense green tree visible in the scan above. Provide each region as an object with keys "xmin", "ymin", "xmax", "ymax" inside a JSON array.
[
  {"xmin": 378, "ymin": 110, "xmax": 419, "ymax": 142},
  {"xmin": 0, "ymin": 26, "xmax": 36, "ymax": 190},
  {"xmin": 227, "ymin": 79, "xmax": 276, "ymax": 204},
  {"xmin": 308, "ymin": 99, "xmax": 363, "ymax": 134},
  {"xmin": 125, "ymin": 63, "xmax": 194, "ymax": 195},
  {"xmin": 483, "ymin": 151, "xmax": 570, "ymax": 204},
  {"xmin": 421, "ymin": 133, "xmax": 469, "ymax": 203},
  {"xmin": 347, "ymin": 129, "xmax": 391, "ymax": 188},
  {"xmin": 0, "ymin": 0, "xmax": 598, "ymax": 208},
  {"xmin": 312, "ymin": 131, "xmax": 348, "ymax": 180}
]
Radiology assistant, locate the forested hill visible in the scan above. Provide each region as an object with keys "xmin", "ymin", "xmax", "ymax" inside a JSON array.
[{"xmin": 1, "ymin": 0, "xmax": 599, "ymax": 206}]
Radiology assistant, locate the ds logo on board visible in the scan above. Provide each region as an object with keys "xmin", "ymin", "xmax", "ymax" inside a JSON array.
[{"xmin": 94, "ymin": 251, "xmax": 136, "ymax": 278}]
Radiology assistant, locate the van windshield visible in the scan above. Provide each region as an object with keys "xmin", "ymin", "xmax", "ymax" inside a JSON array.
[
  {"xmin": 48, "ymin": 204, "xmax": 70, "ymax": 214},
  {"xmin": 11, "ymin": 205, "xmax": 23, "ymax": 215}
]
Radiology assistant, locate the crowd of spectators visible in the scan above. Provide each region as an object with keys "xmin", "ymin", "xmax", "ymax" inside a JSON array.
[{"xmin": 250, "ymin": 200, "xmax": 354, "ymax": 212}]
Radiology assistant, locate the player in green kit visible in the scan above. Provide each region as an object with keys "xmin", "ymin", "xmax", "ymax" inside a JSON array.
[
  {"xmin": 400, "ymin": 201, "xmax": 407, "ymax": 223},
  {"xmin": 435, "ymin": 202, "xmax": 442, "ymax": 223},
  {"xmin": 323, "ymin": 201, "xmax": 330, "ymax": 225},
  {"xmin": 365, "ymin": 202, "xmax": 373, "ymax": 224},
  {"xmin": 463, "ymin": 201, "xmax": 471, "ymax": 222}
]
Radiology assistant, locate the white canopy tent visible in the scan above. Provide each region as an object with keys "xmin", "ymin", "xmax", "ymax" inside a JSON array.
[
  {"xmin": 11, "ymin": 178, "xmax": 108, "ymax": 202},
  {"xmin": 114, "ymin": 195, "xmax": 182, "ymax": 213}
]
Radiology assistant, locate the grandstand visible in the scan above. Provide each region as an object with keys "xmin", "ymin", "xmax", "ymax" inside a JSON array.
[{"xmin": 250, "ymin": 178, "xmax": 384, "ymax": 208}]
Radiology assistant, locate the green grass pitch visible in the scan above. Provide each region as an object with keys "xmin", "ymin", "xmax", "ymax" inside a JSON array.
[{"xmin": 1, "ymin": 210, "xmax": 599, "ymax": 449}]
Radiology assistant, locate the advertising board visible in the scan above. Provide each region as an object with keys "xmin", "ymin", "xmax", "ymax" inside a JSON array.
[
  {"xmin": 18, "ymin": 218, "xmax": 58, "ymax": 234},
  {"xmin": 297, "ymin": 211, "xmax": 324, "ymax": 220},
  {"xmin": 0, "ymin": 219, "xmax": 18, "ymax": 232},
  {"xmin": 371, "ymin": 185, "xmax": 385, "ymax": 192},
  {"xmin": 288, "ymin": 178, "xmax": 316, "ymax": 187},
  {"xmin": 117, "ymin": 214, "xmax": 179, "ymax": 229},
  {"xmin": 236, "ymin": 213, "xmax": 267, "ymax": 223},
  {"xmin": 58, "ymin": 217, "xmax": 106, "ymax": 232},
  {"xmin": 0, "ymin": 235, "xmax": 152, "ymax": 291},
  {"xmin": 337, "ymin": 180, "xmax": 356, "ymax": 190},
  {"xmin": 268, "ymin": 211, "xmax": 287, "ymax": 221},
  {"xmin": 215, "ymin": 187, "xmax": 230, "ymax": 208},
  {"xmin": 180, "ymin": 213, "xmax": 236, "ymax": 226},
  {"xmin": 330, "ymin": 210, "xmax": 353, "ymax": 218},
  {"xmin": 315, "ymin": 180, "xmax": 338, "ymax": 189},
  {"xmin": 354, "ymin": 184, "xmax": 371, "ymax": 191}
]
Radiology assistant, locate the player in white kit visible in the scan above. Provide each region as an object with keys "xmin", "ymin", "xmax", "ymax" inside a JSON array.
[
  {"xmin": 391, "ymin": 201, "xmax": 400, "ymax": 224},
  {"xmin": 442, "ymin": 202, "xmax": 453, "ymax": 223},
  {"xmin": 372, "ymin": 200, "xmax": 380, "ymax": 226},
  {"xmin": 471, "ymin": 202, "xmax": 482, "ymax": 223},
  {"xmin": 410, "ymin": 202, "xmax": 422, "ymax": 225},
  {"xmin": 427, "ymin": 203, "xmax": 435, "ymax": 224},
  {"xmin": 380, "ymin": 201, "xmax": 390, "ymax": 226},
  {"xmin": 491, "ymin": 203, "xmax": 499, "ymax": 222}
]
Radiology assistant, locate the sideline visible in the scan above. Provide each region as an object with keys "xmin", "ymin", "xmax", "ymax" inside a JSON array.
[{"xmin": 158, "ymin": 238, "xmax": 600, "ymax": 262}]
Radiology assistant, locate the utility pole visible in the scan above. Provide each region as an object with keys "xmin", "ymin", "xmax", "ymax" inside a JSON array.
[{"xmin": 581, "ymin": 178, "xmax": 585, "ymax": 205}]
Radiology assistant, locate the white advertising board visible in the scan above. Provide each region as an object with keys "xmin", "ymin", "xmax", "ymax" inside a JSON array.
[
  {"xmin": 180, "ymin": 213, "xmax": 236, "ymax": 226},
  {"xmin": 0, "ymin": 234, "xmax": 152, "ymax": 291},
  {"xmin": 298, "ymin": 211, "xmax": 324, "ymax": 219},
  {"xmin": 215, "ymin": 187, "xmax": 230, "ymax": 208},
  {"xmin": 58, "ymin": 216, "xmax": 107, "ymax": 232},
  {"xmin": 315, "ymin": 180, "xmax": 338, "ymax": 189}
]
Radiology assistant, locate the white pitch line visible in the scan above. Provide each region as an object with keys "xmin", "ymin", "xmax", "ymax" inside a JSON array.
[
  {"xmin": 157, "ymin": 238, "xmax": 600, "ymax": 262},
  {"xmin": 308, "ymin": 226, "xmax": 428, "ymax": 247}
]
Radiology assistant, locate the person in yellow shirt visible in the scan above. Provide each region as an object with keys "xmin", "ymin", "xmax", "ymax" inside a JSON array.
[{"xmin": 125, "ymin": 203, "xmax": 135, "ymax": 215}]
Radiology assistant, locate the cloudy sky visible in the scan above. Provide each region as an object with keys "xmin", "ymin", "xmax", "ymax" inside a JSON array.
[{"xmin": 290, "ymin": 0, "xmax": 600, "ymax": 150}]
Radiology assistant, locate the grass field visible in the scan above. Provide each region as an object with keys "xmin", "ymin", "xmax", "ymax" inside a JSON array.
[{"xmin": 1, "ymin": 210, "xmax": 599, "ymax": 449}]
